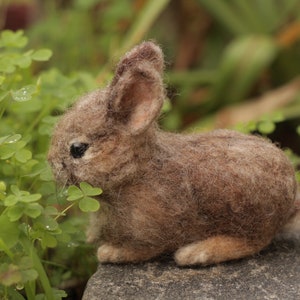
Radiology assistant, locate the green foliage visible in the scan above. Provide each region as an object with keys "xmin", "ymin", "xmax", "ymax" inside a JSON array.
[
  {"xmin": 67, "ymin": 183, "xmax": 102, "ymax": 213},
  {"xmin": 161, "ymin": 0, "xmax": 300, "ymax": 133},
  {"xmin": 28, "ymin": 0, "xmax": 171, "ymax": 74},
  {"xmin": 234, "ymin": 112, "xmax": 285, "ymax": 135},
  {"xmin": 208, "ymin": 36, "xmax": 278, "ymax": 107},
  {"xmin": 0, "ymin": 30, "xmax": 100, "ymax": 300},
  {"xmin": 197, "ymin": 0, "xmax": 299, "ymax": 35}
]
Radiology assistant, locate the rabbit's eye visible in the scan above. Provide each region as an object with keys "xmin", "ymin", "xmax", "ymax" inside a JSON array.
[{"xmin": 70, "ymin": 143, "xmax": 89, "ymax": 159}]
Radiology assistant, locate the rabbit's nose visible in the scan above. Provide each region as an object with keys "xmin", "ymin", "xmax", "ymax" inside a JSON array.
[
  {"xmin": 48, "ymin": 160, "xmax": 64, "ymax": 172},
  {"xmin": 48, "ymin": 149, "xmax": 67, "ymax": 169}
]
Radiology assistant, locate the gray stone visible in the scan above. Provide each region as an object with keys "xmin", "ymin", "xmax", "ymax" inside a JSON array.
[{"xmin": 83, "ymin": 239, "xmax": 300, "ymax": 300}]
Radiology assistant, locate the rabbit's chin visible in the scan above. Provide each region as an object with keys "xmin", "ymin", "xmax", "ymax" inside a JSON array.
[
  {"xmin": 68, "ymin": 173, "xmax": 81, "ymax": 185},
  {"xmin": 52, "ymin": 169, "xmax": 80, "ymax": 187}
]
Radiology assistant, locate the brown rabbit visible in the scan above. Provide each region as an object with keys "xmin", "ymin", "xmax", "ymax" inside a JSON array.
[{"xmin": 48, "ymin": 41, "xmax": 299, "ymax": 266}]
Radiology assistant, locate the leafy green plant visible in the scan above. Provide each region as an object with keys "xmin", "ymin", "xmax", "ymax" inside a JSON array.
[{"xmin": 0, "ymin": 30, "xmax": 101, "ymax": 300}]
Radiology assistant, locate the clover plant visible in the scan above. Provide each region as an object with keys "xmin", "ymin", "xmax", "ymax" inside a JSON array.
[{"xmin": 0, "ymin": 30, "xmax": 100, "ymax": 300}]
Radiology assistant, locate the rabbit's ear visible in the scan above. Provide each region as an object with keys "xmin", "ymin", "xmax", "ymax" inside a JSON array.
[{"xmin": 108, "ymin": 42, "xmax": 165, "ymax": 135}]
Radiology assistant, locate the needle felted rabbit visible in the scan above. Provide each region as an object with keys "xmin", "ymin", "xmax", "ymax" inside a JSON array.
[{"xmin": 48, "ymin": 41, "xmax": 299, "ymax": 266}]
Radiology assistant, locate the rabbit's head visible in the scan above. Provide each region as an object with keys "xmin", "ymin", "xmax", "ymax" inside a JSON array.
[{"xmin": 48, "ymin": 41, "xmax": 165, "ymax": 189}]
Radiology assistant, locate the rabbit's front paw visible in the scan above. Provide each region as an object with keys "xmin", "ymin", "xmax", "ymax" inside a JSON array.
[
  {"xmin": 86, "ymin": 227, "xmax": 100, "ymax": 244},
  {"xmin": 97, "ymin": 244, "xmax": 160, "ymax": 263},
  {"xmin": 97, "ymin": 244, "xmax": 122, "ymax": 263}
]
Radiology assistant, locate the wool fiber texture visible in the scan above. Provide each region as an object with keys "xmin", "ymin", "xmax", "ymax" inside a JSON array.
[{"xmin": 48, "ymin": 42, "xmax": 299, "ymax": 266}]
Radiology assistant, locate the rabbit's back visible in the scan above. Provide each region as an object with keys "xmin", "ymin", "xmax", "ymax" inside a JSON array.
[
  {"xmin": 157, "ymin": 129, "xmax": 296, "ymax": 212},
  {"xmin": 157, "ymin": 129, "xmax": 295, "ymax": 196},
  {"xmin": 124, "ymin": 129, "xmax": 297, "ymax": 247}
]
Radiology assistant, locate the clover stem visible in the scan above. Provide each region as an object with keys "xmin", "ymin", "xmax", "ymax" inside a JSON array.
[{"xmin": 54, "ymin": 202, "xmax": 76, "ymax": 221}]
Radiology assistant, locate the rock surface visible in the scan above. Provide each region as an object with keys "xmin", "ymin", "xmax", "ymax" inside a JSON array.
[{"xmin": 83, "ymin": 239, "xmax": 300, "ymax": 300}]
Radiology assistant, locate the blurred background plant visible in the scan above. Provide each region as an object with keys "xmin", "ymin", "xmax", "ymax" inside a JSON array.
[{"xmin": 1, "ymin": 0, "xmax": 300, "ymax": 299}]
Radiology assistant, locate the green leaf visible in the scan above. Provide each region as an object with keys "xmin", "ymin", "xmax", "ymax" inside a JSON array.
[
  {"xmin": 67, "ymin": 185, "xmax": 83, "ymax": 201},
  {"xmin": 18, "ymin": 257, "xmax": 38, "ymax": 283},
  {"xmin": 3, "ymin": 287, "xmax": 25, "ymax": 300},
  {"xmin": 41, "ymin": 233, "xmax": 57, "ymax": 249},
  {"xmin": 54, "ymin": 289, "xmax": 68, "ymax": 298},
  {"xmin": 25, "ymin": 203, "xmax": 43, "ymax": 219},
  {"xmin": 79, "ymin": 197, "xmax": 100, "ymax": 212},
  {"xmin": 0, "ymin": 90, "xmax": 9, "ymax": 102},
  {"xmin": 0, "ymin": 134, "xmax": 22, "ymax": 145},
  {"xmin": 20, "ymin": 193, "xmax": 41, "ymax": 203},
  {"xmin": 31, "ymin": 49, "xmax": 53, "ymax": 61},
  {"xmin": 0, "ymin": 264, "xmax": 22, "ymax": 286},
  {"xmin": 11, "ymin": 185, "xmax": 22, "ymax": 196},
  {"xmin": 11, "ymin": 85, "xmax": 37, "ymax": 102},
  {"xmin": 44, "ymin": 206, "xmax": 59, "ymax": 216},
  {"xmin": 37, "ymin": 215, "xmax": 59, "ymax": 231},
  {"xmin": 39, "ymin": 116, "xmax": 59, "ymax": 136},
  {"xmin": 0, "ymin": 215, "xmax": 20, "ymax": 248},
  {"xmin": 20, "ymin": 269, "xmax": 38, "ymax": 283},
  {"xmin": 37, "ymin": 289, "xmax": 67, "ymax": 300},
  {"xmin": 19, "ymin": 256, "xmax": 33, "ymax": 269},
  {"xmin": 0, "ymin": 144, "xmax": 15, "ymax": 160},
  {"xmin": 7, "ymin": 205, "xmax": 24, "ymax": 221},
  {"xmin": 40, "ymin": 166, "xmax": 54, "ymax": 181},
  {"xmin": 0, "ymin": 30, "xmax": 28, "ymax": 48},
  {"xmin": 15, "ymin": 148, "xmax": 32, "ymax": 163},
  {"xmin": 271, "ymin": 112, "xmax": 284, "ymax": 123},
  {"xmin": 0, "ymin": 58, "xmax": 15, "ymax": 73},
  {"xmin": 79, "ymin": 182, "xmax": 102, "ymax": 196},
  {"xmin": 257, "ymin": 120, "xmax": 276, "ymax": 134},
  {"xmin": 56, "ymin": 232, "xmax": 71, "ymax": 243},
  {"xmin": 4, "ymin": 195, "xmax": 18, "ymax": 207},
  {"xmin": 15, "ymin": 54, "xmax": 32, "ymax": 68},
  {"xmin": 0, "ymin": 181, "xmax": 6, "ymax": 192},
  {"xmin": 0, "ymin": 191, "xmax": 6, "ymax": 201}
]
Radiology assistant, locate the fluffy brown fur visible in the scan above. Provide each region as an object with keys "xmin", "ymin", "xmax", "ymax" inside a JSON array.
[{"xmin": 48, "ymin": 41, "xmax": 299, "ymax": 266}]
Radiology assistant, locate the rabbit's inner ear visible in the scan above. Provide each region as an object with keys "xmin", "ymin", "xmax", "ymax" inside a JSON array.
[{"xmin": 112, "ymin": 69, "xmax": 164, "ymax": 135}]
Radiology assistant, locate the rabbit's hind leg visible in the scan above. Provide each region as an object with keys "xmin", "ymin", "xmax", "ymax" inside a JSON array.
[{"xmin": 174, "ymin": 235, "xmax": 268, "ymax": 266}]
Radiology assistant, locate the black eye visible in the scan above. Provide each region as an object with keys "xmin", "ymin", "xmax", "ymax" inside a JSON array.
[{"xmin": 70, "ymin": 143, "xmax": 89, "ymax": 159}]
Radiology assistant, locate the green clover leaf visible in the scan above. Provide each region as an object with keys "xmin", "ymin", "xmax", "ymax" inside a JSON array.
[
  {"xmin": 11, "ymin": 85, "xmax": 37, "ymax": 102},
  {"xmin": 79, "ymin": 197, "xmax": 100, "ymax": 212},
  {"xmin": 67, "ymin": 182, "xmax": 101, "ymax": 212},
  {"xmin": 31, "ymin": 49, "xmax": 53, "ymax": 61},
  {"xmin": 79, "ymin": 182, "xmax": 102, "ymax": 196},
  {"xmin": 0, "ymin": 215, "xmax": 20, "ymax": 248},
  {"xmin": 67, "ymin": 186, "xmax": 83, "ymax": 201},
  {"xmin": 0, "ymin": 30, "xmax": 28, "ymax": 48}
]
